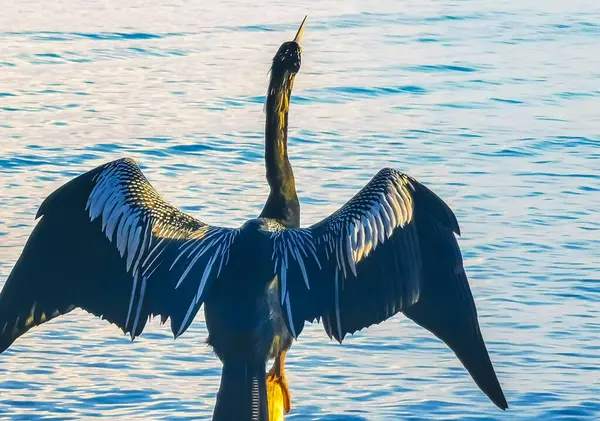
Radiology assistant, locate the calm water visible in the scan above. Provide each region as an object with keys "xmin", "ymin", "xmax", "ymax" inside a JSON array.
[{"xmin": 1, "ymin": 1, "xmax": 599, "ymax": 420}]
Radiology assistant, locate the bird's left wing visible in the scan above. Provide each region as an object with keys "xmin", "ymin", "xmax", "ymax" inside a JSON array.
[
  {"xmin": 270, "ymin": 168, "xmax": 508, "ymax": 409},
  {"xmin": 0, "ymin": 158, "xmax": 238, "ymax": 353},
  {"xmin": 269, "ymin": 168, "xmax": 435, "ymax": 339}
]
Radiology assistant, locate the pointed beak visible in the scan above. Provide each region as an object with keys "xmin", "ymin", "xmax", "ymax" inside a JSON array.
[{"xmin": 293, "ymin": 15, "xmax": 307, "ymax": 45}]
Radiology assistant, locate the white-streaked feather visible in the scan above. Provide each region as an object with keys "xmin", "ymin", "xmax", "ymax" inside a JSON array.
[
  {"xmin": 396, "ymin": 187, "xmax": 411, "ymax": 225},
  {"xmin": 280, "ymin": 257, "xmax": 288, "ymax": 303},
  {"xmin": 350, "ymin": 222, "xmax": 358, "ymax": 250},
  {"xmin": 336, "ymin": 232, "xmax": 348, "ymax": 279},
  {"xmin": 177, "ymin": 298, "xmax": 197, "ymax": 338},
  {"xmin": 285, "ymin": 291, "xmax": 297, "ymax": 338},
  {"xmin": 356, "ymin": 223, "xmax": 365, "ymax": 262},
  {"xmin": 142, "ymin": 238, "xmax": 166, "ymax": 271},
  {"xmin": 386, "ymin": 192, "xmax": 404, "ymax": 227},
  {"xmin": 334, "ymin": 270, "xmax": 342, "ymax": 340},
  {"xmin": 105, "ymin": 201, "xmax": 124, "ymax": 240},
  {"xmin": 131, "ymin": 276, "xmax": 147, "ymax": 337},
  {"xmin": 362, "ymin": 214, "xmax": 374, "ymax": 258},
  {"xmin": 290, "ymin": 244, "xmax": 310, "ymax": 290},
  {"xmin": 367, "ymin": 211, "xmax": 379, "ymax": 251},
  {"xmin": 346, "ymin": 232, "xmax": 357, "ymax": 277},
  {"xmin": 126, "ymin": 224, "xmax": 142, "ymax": 272},
  {"xmin": 374, "ymin": 210, "xmax": 386, "ymax": 244},
  {"xmin": 116, "ymin": 211, "xmax": 129, "ymax": 256},
  {"xmin": 195, "ymin": 243, "xmax": 222, "ymax": 303},
  {"xmin": 380, "ymin": 195, "xmax": 396, "ymax": 236},
  {"xmin": 125, "ymin": 273, "xmax": 139, "ymax": 329},
  {"xmin": 132, "ymin": 222, "xmax": 151, "ymax": 276},
  {"xmin": 101, "ymin": 194, "xmax": 120, "ymax": 231}
]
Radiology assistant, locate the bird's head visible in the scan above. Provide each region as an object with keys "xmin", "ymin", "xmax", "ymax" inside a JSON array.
[{"xmin": 270, "ymin": 16, "xmax": 306, "ymax": 80}]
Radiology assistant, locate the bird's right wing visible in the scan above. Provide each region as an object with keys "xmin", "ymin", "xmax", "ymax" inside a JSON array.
[
  {"xmin": 270, "ymin": 168, "xmax": 508, "ymax": 409},
  {"xmin": 0, "ymin": 158, "xmax": 238, "ymax": 353}
]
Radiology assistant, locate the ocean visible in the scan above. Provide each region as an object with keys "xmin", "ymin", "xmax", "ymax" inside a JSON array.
[{"xmin": 0, "ymin": 1, "xmax": 599, "ymax": 419}]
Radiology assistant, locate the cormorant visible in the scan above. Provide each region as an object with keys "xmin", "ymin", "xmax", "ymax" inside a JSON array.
[{"xmin": 0, "ymin": 17, "xmax": 507, "ymax": 421}]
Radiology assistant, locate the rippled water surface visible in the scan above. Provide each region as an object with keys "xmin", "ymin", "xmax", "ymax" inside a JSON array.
[{"xmin": 1, "ymin": 1, "xmax": 599, "ymax": 420}]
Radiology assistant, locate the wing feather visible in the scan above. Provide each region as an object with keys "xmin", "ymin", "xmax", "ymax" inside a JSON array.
[
  {"xmin": 270, "ymin": 167, "xmax": 507, "ymax": 409},
  {"xmin": 0, "ymin": 158, "xmax": 238, "ymax": 354}
]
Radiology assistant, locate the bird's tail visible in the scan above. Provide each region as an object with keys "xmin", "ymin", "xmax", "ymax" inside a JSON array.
[
  {"xmin": 404, "ymin": 218, "xmax": 508, "ymax": 410},
  {"xmin": 212, "ymin": 359, "xmax": 269, "ymax": 421}
]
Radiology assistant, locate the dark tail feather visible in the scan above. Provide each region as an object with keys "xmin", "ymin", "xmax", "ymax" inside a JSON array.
[
  {"xmin": 404, "ymin": 219, "xmax": 508, "ymax": 410},
  {"xmin": 213, "ymin": 359, "xmax": 269, "ymax": 421}
]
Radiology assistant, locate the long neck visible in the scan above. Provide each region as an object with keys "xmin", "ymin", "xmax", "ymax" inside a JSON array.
[{"xmin": 260, "ymin": 71, "xmax": 300, "ymax": 227}]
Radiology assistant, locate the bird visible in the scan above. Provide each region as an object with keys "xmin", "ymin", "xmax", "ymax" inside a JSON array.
[{"xmin": 0, "ymin": 16, "xmax": 508, "ymax": 421}]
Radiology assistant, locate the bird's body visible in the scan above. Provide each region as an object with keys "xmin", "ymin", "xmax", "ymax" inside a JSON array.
[
  {"xmin": 203, "ymin": 218, "xmax": 286, "ymax": 421},
  {"xmin": 205, "ymin": 219, "xmax": 278, "ymax": 361},
  {"xmin": 0, "ymin": 17, "xmax": 508, "ymax": 421}
]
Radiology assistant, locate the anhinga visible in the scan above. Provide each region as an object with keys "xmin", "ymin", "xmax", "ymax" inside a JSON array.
[{"xmin": 0, "ymin": 17, "xmax": 508, "ymax": 421}]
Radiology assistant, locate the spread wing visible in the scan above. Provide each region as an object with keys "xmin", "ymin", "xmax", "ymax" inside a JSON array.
[
  {"xmin": 270, "ymin": 168, "xmax": 508, "ymax": 409},
  {"xmin": 0, "ymin": 158, "xmax": 238, "ymax": 353}
]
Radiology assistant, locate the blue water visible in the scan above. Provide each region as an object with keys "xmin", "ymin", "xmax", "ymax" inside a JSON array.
[{"xmin": 1, "ymin": 1, "xmax": 599, "ymax": 420}]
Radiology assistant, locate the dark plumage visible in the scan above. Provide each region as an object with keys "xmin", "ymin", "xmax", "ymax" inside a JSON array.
[{"xmin": 0, "ymin": 16, "xmax": 507, "ymax": 421}]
